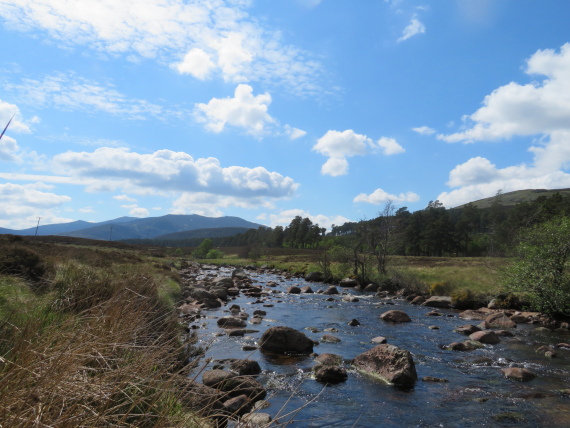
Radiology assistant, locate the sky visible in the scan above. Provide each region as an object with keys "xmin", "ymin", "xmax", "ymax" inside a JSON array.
[{"xmin": 1, "ymin": 0, "xmax": 570, "ymax": 231}]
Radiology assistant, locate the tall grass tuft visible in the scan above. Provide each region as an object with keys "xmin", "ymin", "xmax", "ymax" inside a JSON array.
[{"xmin": 0, "ymin": 249, "xmax": 210, "ymax": 427}]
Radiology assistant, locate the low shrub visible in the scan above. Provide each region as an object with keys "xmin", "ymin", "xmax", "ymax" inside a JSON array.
[
  {"xmin": 0, "ymin": 246, "xmax": 45, "ymax": 280},
  {"xmin": 429, "ymin": 281, "xmax": 455, "ymax": 296},
  {"xmin": 451, "ymin": 289, "xmax": 485, "ymax": 310}
]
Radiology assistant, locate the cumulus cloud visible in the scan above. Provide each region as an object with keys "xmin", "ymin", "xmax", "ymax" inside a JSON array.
[
  {"xmin": 0, "ymin": 0, "xmax": 324, "ymax": 96},
  {"xmin": 5, "ymin": 73, "xmax": 168, "ymax": 120},
  {"xmin": 437, "ymin": 44, "xmax": 570, "ymax": 207},
  {"xmin": 172, "ymin": 192, "xmax": 275, "ymax": 218},
  {"xmin": 397, "ymin": 16, "xmax": 425, "ymax": 42},
  {"xmin": 0, "ymin": 182, "xmax": 72, "ymax": 229},
  {"xmin": 50, "ymin": 147, "xmax": 298, "ymax": 200},
  {"xmin": 266, "ymin": 209, "xmax": 351, "ymax": 231},
  {"xmin": 121, "ymin": 204, "xmax": 149, "ymax": 217},
  {"xmin": 353, "ymin": 188, "xmax": 420, "ymax": 205},
  {"xmin": 284, "ymin": 124, "xmax": 307, "ymax": 140},
  {"xmin": 375, "ymin": 137, "xmax": 405, "ymax": 155},
  {"xmin": 412, "ymin": 126, "xmax": 435, "ymax": 135},
  {"xmin": 174, "ymin": 48, "xmax": 216, "ymax": 80},
  {"xmin": 195, "ymin": 84, "xmax": 275, "ymax": 136},
  {"xmin": 313, "ymin": 130, "xmax": 404, "ymax": 176}
]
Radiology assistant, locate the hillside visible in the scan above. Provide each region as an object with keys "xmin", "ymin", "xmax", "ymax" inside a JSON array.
[
  {"xmin": 155, "ymin": 227, "xmax": 252, "ymax": 240},
  {"xmin": 456, "ymin": 188, "xmax": 570, "ymax": 209}
]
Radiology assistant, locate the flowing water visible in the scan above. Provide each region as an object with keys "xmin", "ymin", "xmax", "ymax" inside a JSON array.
[{"xmin": 189, "ymin": 266, "xmax": 570, "ymax": 427}]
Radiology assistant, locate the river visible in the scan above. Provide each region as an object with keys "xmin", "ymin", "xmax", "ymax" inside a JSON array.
[{"xmin": 188, "ymin": 265, "xmax": 570, "ymax": 427}]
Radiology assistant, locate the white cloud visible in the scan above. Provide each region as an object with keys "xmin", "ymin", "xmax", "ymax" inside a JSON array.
[
  {"xmin": 0, "ymin": 100, "xmax": 32, "ymax": 134},
  {"xmin": 0, "ymin": 182, "xmax": 72, "ymax": 229},
  {"xmin": 284, "ymin": 124, "xmax": 307, "ymax": 140},
  {"xmin": 397, "ymin": 16, "xmax": 425, "ymax": 42},
  {"xmin": 5, "ymin": 73, "xmax": 169, "ymax": 120},
  {"xmin": 172, "ymin": 192, "xmax": 274, "ymax": 218},
  {"xmin": 175, "ymin": 48, "xmax": 215, "ymax": 80},
  {"xmin": 195, "ymin": 84, "xmax": 275, "ymax": 136},
  {"xmin": 412, "ymin": 126, "xmax": 435, "ymax": 135},
  {"xmin": 353, "ymin": 188, "xmax": 419, "ymax": 205},
  {"xmin": 321, "ymin": 157, "xmax": 349, "ymax": 176},
  {"xmin": 0, "ymin": 0, "xmax": 324, "ymax": 96},
  {"xmin": 375, "ymin": 137, "xmax": 405, "ymax": 155},
  {"xmin": 437, "ymin": 44, "xmax": 570, "ymax": 207},
  {"xmin": 121, "ymin": 204, "xmax": 149, "ymax": 217},
  {"xmin": 313, "ymin": 129, "xmax": 404, "ymax": 176},
  {"xmin": 440, "ymin": 43, "xmax": 570, "ymax": 144},
  {"xmin": 266, "ymin": 208, "xmax": 351, "ymax": 231},
  {"xmin": 113, "ymin": 194, "xmax": 137, "ymax": 202},
  {"xmin": 50, "ymin": 147, "xmax": 298, "ymax": 200}
]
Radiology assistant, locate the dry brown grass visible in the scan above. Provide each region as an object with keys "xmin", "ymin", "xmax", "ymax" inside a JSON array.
[{"xmin": 0, "ymin": 236, "xmax": 212, "ymax": 428}]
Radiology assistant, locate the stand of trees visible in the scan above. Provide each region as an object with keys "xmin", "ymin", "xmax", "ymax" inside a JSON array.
[{"xmin": 125, "ymin": 192, "xmax": 570, "ymax": 262}]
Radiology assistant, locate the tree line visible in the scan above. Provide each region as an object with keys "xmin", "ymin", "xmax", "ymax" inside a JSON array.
[{"xmin": 125, "ymin": 191, "xmax": 570, "ymax": 258}]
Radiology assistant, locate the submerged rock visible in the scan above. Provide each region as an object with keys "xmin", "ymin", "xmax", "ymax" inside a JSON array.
[
  {"xmin": 501, "ymin": 367, "xmax": 537, "ymax": 382},
  {"xmin": 353, "ymin": 344, "xmax": 417, "ymax": 386}
]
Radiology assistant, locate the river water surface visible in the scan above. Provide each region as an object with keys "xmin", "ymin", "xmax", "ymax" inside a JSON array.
[{"xmin": 190, "ymin": 266, "xmax": 570, "ymax": 427}]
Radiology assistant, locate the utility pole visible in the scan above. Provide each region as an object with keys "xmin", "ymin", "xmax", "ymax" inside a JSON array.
[
  {"xmin": 109, "ymin": 226, "xmax": 114, "ymax": 242},
  {"xmin": 35, "ymin": 217, "xmax": 42, "ymax": 236}
]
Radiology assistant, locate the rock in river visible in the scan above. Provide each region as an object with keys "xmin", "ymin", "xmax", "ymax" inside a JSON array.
[
  {"xmin": 259, "ymin": 326, "xmax": 314, "ymax": 355},
  {"xmin": 380, "ymin": 310, "xmax": 411, "ymax": 323},
  {"xmin": 353, "ymin": 344, "xmax": 417, "ymax": 386}
]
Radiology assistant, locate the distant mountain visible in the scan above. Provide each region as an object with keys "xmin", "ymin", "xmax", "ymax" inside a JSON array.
[
  {"xmin": 0, "ymin": 214, "xmax": 264, "ymax": 241},
  {"xmin": 456, "ymin": 188, "xmax": 570, "ymax": 210},
  {"xmin": 3, "ymin": 217, "xmax": 138, "ymax": 236},
  {"xmin": 155, "ymin": 227, "xmax": 252, "ymax": 241}
]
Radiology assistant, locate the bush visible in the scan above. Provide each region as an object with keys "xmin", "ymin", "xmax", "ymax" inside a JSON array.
[
  {"xmin": 205, "ymin": 249, "xmax": 224, "ymax": 259},
  {"xmin": 503, "ymin": 216, "xmax": 570, "ymax": 316},
  {"xmin": 429, "ymin": 281, "xmax": 454, "ymax": 296}
]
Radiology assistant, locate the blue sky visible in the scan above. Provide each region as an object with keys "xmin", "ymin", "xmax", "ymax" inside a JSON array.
[{"xmin": 1, "ymin": 0, "xmax": 570, "ymax": 231}]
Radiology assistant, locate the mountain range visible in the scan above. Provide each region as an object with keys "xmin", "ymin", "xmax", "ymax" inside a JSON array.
[{"xmin": 0, "ymin": 214, "xmax": 264, "ymax": 241}]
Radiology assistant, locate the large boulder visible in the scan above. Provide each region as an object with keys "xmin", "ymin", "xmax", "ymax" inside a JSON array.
[
  {"xmin": 259, "ymin": 326, "xmax": 314, "ymax": 355},
  {"xmin": 485, "ymin": 312, "xmax": 516, "ymax": 329},
  {"xmin": 422, "ymin": 296, "xmax": 452, "ymax": 309},
  {"xmin": 212, "ymin": 277, "xmax": 234, "ymax": 289},
  {"xmin": 469, "ymin": 330, "xmax": 500, "ymax": 344},
  {"xmin": 305, "ymin": 271, "xmax": 325, "ymax": 282},
  {"xmin": 380, "ymin": 310, "xmax": 411, "ymax": 323},
  {"xmin": 353, "ymin": 344, "xmax": 417, "ymax": 386},
  {"xmin": 231, "ymin": 269, "xmax": 249, "ymax": 280},
  {"xmin": 339, "ymin": 278, "xmax": 359, "ymax": 288}
]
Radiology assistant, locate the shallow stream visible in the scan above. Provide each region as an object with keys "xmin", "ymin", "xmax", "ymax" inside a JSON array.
[{"xmin": 190, "ymin": 266, "xmax": 570, "ymax": 427}]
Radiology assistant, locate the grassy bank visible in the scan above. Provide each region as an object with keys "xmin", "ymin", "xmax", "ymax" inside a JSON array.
[
  {"xmin": 0, "ymin": 235, "xmax": 210, "ymax": 427},
  {"xmin": 199, "ymin": 247, "xmax": 508, "ymax": 298}
]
